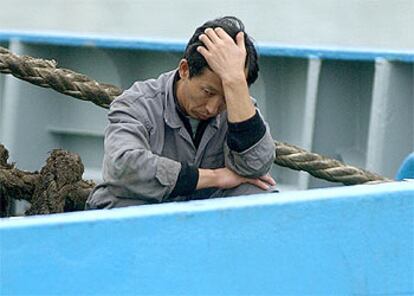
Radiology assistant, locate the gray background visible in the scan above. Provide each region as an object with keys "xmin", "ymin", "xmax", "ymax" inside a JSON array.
[{"xmin": 0, "ymin": 0, "xmax": 413, "ymax": 50}]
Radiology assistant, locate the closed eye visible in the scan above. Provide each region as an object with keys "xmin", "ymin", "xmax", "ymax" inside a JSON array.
[{"xmin": 203, "ymin": 88, "xmax": 215, "ymax": 97}]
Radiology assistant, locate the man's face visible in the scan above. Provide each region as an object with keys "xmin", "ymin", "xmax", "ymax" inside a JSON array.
[{"xmin": 176, "ymin": 60, "xmax": 226, "ymax": 120}]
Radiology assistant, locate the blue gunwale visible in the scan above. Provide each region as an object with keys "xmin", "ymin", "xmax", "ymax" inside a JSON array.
[
  {"xmin": 1, "ymin": 30, "xmax": 413, "ymax": 62},
  {"xmin": 1, "ymin": 181, "xmax": 413, "ymax": 228}
]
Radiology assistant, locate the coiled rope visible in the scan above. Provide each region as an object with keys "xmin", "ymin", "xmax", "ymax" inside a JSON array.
[{"xmin": 0, "ymin": 46, "xmax": 391, "ymax": 185}]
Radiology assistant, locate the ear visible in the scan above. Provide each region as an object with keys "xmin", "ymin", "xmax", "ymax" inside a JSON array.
[{"xmin": 178, "ymin": 59, "xmax": 190, "ymax": 79}]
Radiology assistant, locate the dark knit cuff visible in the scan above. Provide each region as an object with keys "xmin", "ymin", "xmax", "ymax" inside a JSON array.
[
  {"xmin": 169, "ymin": 162, "xmax": 199, "ymax": 198},
  {"xmin": 227, "ymin": 110, "xmax": 266, "ymax": 152}
]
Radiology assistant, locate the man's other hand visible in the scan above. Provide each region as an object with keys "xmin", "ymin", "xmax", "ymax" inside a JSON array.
[{"xmin": 197, "ymin": 167, "xmax": 276, "ymax": 191}]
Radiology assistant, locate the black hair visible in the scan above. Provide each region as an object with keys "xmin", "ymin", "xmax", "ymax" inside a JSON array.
[{"xmin": 183, "ymin": 16, "xmax": 259, "ymax": 86}]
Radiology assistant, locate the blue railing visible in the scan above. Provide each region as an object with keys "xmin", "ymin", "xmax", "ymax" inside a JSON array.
[{"xmin": 1, "ymin": 30, "xmax": 413, "ymax": 62}]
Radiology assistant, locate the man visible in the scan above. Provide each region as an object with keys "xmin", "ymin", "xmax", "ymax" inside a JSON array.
[{"xmin": 86, "ymin": 16, "xmax": 276, "ymax": 209}]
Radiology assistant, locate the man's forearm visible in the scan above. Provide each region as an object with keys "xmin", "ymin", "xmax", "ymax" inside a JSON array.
[
  {"xmin": 222, "ymin": 74, "xmax": 256, "ymax": 123},
  {"xmin": 196, "ymin": 168, "xmax": 217, "ymax": 190}
]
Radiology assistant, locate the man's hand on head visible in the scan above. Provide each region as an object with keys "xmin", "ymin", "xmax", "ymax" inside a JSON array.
[
  {"xmin": 196, "ymin": 27, "xmax": 255, "ymax": 123},
  {"xmin": 197, "ymin": 27, "xmax": 247, "ymax": 84}
]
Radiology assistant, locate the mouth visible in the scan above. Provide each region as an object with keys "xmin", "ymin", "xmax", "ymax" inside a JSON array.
[{"xmin": 196, "ymin": 113, "xmax": 210, "ymax": 120}]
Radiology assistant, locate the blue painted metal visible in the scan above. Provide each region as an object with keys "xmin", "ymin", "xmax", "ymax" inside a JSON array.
[
  {"xmin": 1, "ymin": 182, "xmax": 413, "ymax": 295},
  {"xmin": 0, "ymin": 30, "xmax": 185, "ymax": 53},
  {"xmin": 1, "ymin": 30, "xmax": 414, "ymax": 62},
  {"xmin": 396, "ymin": 152, "xmax": 414, "ymax": 180}
]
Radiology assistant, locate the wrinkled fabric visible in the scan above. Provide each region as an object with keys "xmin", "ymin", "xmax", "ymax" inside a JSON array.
[{"xmin": 86, "ymin": 70, "xmax": 275, "ymax": 209}]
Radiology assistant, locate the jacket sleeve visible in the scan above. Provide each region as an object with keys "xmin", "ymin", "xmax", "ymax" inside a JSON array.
[
  {"xmin": 224, "ymin": 109, "xmax": 275, "ymax": 178},
  {"xmin": 102, "ymin": 98, "xmax": 181, "ymax": 203}
]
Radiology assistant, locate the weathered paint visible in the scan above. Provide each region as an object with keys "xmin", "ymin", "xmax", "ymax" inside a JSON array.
[{"xmin": 1, "ymin": 182, "xmax": 413, "ymax": 295}]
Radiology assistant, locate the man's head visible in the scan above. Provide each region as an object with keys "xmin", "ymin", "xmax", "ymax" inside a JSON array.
[
  {"xmin": 176, "ymin": 16, "xmax": 259, "ymax": 120},
  {"xmin": 183, "ymin": 16, "xmax": 259, "ymax": 86}
]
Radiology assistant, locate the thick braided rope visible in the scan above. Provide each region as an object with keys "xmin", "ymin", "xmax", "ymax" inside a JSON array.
[
  {"xmin": 0, "ymin": 46, "xmax": 390, "ymax": 185},
  {"xmin": 0, "ymin": 46, "xmax": 120, "ymax": 109},
  {"xmin": 275, "ymin": 141, "xmax": 390, "ymax": 184}
]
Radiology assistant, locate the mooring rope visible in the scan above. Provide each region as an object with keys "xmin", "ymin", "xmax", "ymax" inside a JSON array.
[
  {"xmin": 0, "ymin": 46, "xmax": 119, "ymax": 108},
  {"xmin": 0, "ymin": 46, "xmax": 391, "ymax": 185},
  {"xmin": 275, "ymin": 142, "xmax": 389, "ymax": 185}
]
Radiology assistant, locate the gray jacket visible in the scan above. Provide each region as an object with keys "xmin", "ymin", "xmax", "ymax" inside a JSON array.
[{"xmin": 86, "ymin": 70, "xmax": 275, "ymax": 208}]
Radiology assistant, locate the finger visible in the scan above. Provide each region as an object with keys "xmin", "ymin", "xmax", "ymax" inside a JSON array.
[
  {"xmin": 260, "ymin": 174, "xmax": 276, "ymax": 186},
  {"xmin": 196, "ymin": 46, "xmax": 210, "ymax": 59},
  {"xmin": 204, "ymin": 28, "xmax": 221, "ymax": 43},
  {"xmin": 236, "ymin": 31, "xmax": 245, "ymax": 50},
  {"xmin": 198, "ymin": 34, "xmax": 214, "ymax": 50},
  {"xmin": 214, "ymin": 27, "xmax": 233, "ymax": 42},
  {"xmin": 246, "ymin": 178, "xmax": 270, "ymax": 191}
]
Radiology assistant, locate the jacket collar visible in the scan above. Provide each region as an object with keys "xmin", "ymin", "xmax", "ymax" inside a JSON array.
[{"xmin": 163, "ymin": 70, "xmax": 182, "ymax": 129}]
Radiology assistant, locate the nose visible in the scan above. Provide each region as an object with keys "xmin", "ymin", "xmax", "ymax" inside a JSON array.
[{"xmin": 205, "ymin": 97, "xmax": 223, "ymax": 116}]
